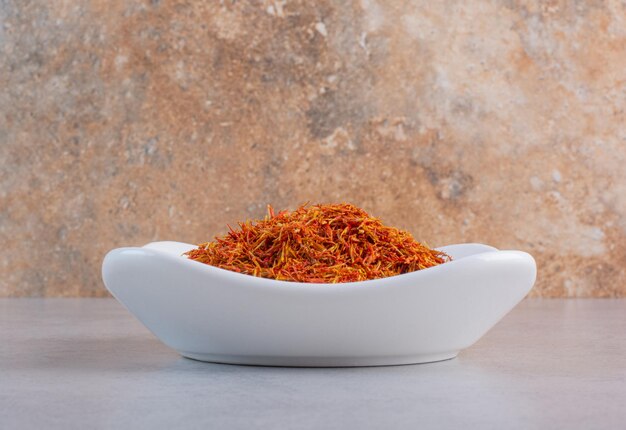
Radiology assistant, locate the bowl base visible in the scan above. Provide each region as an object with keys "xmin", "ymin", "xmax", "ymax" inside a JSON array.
[{"xmin": 180, "ymin": 351, "xmax": 458, "ymax": 367}]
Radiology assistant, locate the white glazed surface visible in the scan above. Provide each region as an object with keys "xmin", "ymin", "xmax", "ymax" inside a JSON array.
[{"xmin": 102, "ymin": 242, "xmax": 536, "ymax": 367}]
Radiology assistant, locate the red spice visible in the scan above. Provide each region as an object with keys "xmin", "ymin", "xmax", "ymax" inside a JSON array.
[{"xmin": 185, "ymin": 203, "xmax": 451, "ymax": 283}]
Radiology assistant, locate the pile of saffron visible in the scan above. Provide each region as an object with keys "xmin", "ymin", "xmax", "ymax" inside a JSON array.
[{"xmin": 185, "ymin": 203, "xmax": 451, "ymax": 283}]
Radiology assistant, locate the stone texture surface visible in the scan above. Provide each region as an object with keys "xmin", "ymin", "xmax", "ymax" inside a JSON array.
[
  {"xmin": 3, "ymin": 299, "xmax": 626, "ymax": 429},
  {"xmin": 1, "ymin": 0, "xmax": 625, "ymax": 297}
]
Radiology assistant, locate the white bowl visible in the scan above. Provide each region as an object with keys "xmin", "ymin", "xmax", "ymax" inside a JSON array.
[{"xmin": 102, "ymin": 241, "xmax": 535, "ymax": 367}]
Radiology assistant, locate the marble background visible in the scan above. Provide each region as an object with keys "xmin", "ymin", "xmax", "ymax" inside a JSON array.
[{"xmin": 1, "ymin": 0, "xmax": 625, "ymax": 297}]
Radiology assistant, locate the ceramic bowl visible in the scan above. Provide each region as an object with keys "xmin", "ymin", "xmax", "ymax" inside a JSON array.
[{"xmin": 102, "ymin": 241, "xmax": 535, "ymax": 367}]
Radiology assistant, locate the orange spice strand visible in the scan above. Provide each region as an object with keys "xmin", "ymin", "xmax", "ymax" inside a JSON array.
[{"xmin": 184, "ymin": 203, "xmax": 451, "ymax": 283}]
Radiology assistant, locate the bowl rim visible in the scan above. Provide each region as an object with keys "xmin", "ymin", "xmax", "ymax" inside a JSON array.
[{"xmin": 104, "ymin": 241, "xmax": 535, "ymax": 292}]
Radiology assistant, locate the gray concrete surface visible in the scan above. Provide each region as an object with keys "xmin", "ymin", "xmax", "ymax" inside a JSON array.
[{"xmin": 1, "ymin": 298, "xmax": 625, "ymax": 429}]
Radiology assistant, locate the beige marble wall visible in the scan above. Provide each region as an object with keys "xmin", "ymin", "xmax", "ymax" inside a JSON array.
[{"xmin": 1, "ymin": 1, "xmax": 625, "ymax": 297}]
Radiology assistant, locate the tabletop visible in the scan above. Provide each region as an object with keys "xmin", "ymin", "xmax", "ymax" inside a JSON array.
[{"xmin": 1, "ymin": 298, "xmax": 625, "ymax": 429}]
